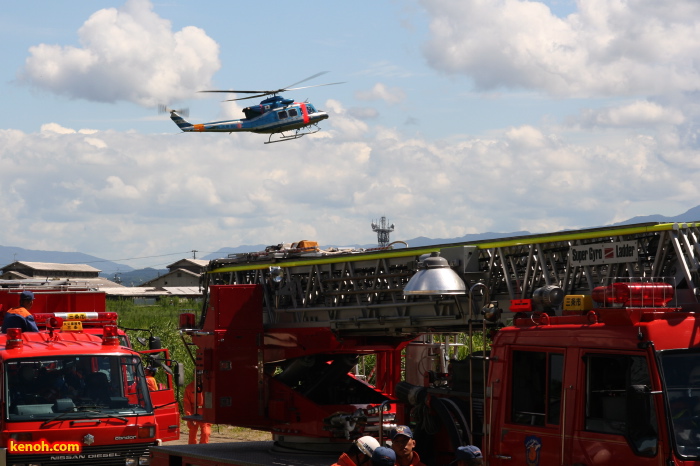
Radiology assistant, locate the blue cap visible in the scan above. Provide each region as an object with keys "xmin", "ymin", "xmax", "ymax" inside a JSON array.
[
  {"xmin": 456, "ymin": 445, "xmax": 482, "ymax": 460},
  {"xmin": 372, "ymin": 446, "xmax": 396, "ymax": 466},
  {"xmin": 390, "ymin": 425, "xmax": 413, "ymax": 439},
  {"xmin": 20, "ymin": 291, "xmax": 34, "ymax": 301}
]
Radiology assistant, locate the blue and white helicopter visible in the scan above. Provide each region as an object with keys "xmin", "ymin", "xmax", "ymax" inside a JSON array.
[{"xmin": 162, "ymin": 72, "xmax": 342, "ymax": 144}]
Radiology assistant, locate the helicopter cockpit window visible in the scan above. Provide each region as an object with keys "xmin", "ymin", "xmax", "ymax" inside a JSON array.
[
  {"xmin": 278, "ymin": 111, "xmax": 288, "ymax": 119},
  {"xmin": 289, "ymin": 109, "xmax": 298, "ymax": 117},
  {"xmin": 307, "ymin": 105, "xmax": 316, "ymax": 114}
]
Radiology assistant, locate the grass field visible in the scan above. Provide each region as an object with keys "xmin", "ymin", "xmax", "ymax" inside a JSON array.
[{"xmin": 108, "ymin": 298, "xmax": 201, "ymax": 405}]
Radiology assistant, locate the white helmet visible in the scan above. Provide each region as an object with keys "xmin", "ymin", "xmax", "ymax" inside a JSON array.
[{"xmin": 355, "ymin": 435, "xmax": 380, "ymax": 457}]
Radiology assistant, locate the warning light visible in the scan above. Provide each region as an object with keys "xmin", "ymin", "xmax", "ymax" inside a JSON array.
[
  {"xmin": 592, "ymin": 282, "xmax": 674, "ymax": 308},
  {"xmin": 179, "ymin": 313, "xmax": 196, "ymax": 329},
  {"xmin": 5, "ymin": 328, "xmax": 23, "ymax": 350},
  {"xmin": 47, "ymin": 316, "xmax": 64, "ymax": 329},
  {"xmin": 102, "ymin": 324, "xmax": 120, "ymax": 346},
  {"xmin": 509, "ymin": 299, "xmax": 532, "ymax": 313}
]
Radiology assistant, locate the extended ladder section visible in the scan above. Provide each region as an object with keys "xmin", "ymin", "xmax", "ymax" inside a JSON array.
[{"xmin": 202, "ymin": 222, "xmax": 700, "ymax": 335}]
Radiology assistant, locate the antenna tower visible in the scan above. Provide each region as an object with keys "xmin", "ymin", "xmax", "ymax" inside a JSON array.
[{"xmin": 371, "ymin": 216, "xmax": 395, "ymax": 248}]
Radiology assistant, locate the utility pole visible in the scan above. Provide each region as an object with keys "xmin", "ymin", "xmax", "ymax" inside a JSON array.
[{"xmin": 191, "ymin": 250, "xmax": 198, "ymax": 260}]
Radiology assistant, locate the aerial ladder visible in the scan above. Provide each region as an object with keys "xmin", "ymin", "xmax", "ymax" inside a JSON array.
[{"xmin": 203, "ymin": 222, "xmax": 700, "ymax": 329}]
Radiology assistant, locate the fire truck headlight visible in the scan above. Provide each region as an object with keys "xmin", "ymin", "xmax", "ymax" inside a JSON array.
[
  {"xmin": 125, "ymin": 459, "xmax": 138, "ymax": 466},
  {"xmin": 139, "ymin": 455, "xmax": 151, "ymax": 465}
]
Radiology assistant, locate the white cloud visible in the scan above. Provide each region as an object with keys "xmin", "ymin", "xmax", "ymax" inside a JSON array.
[
  {"xmin": 18, "ymin": 0, "xmax": 220, "ymax": 106},
  {"xmin": 0, "ymin": 118, "xmax": 698, "ymax": 263},
  {"xmin": 578, "ymin": 100, "xmax": 686, "ymax": 128},
  {"xmin": 420, "ymin": 0, "xmax": 700, "ymax": 97},
  {"xmin": 505, "ymin": 125, "xmax": 547, "ymax": 148},
  {"xmin": 325, "ymin": 99, "xmax": 370, "ymax": 139},
  {"xmin": 348, "ymin": 107, "xmax": 380, "ymax": 120},
  {"xmin": 355, "ymin": 83, "xmax": 407, "ymax": 104},
  {"xmin": 41, "ymin": 123, "xmax": 76, "ymax": 135}
]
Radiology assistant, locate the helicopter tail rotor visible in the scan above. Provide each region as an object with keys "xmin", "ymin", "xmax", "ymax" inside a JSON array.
[{"xmin": 158, "ymin": 104, "xmax": 189, "ymax": 117}]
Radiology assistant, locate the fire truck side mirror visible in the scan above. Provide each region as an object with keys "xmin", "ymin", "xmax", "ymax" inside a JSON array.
[
  {"xmin": 174, "ymin": 363, "xmax": 185, "ymax": 387},
  {"xmin": 148, "ymin": 336, "xmax": 162, "ymax": 350}
]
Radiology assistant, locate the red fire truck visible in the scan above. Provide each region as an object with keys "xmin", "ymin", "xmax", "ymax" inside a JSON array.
[
  {"xmin": 149, "ymin": 222, "xmax": 700, "ymax": 465},
  {"xmin": 0, "ymin": 285, "xmax": 180, "ymax": 465}
]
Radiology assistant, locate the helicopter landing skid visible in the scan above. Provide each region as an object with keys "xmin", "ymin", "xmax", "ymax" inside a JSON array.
[{"xmin": 265, "ymin": 125, "xmax": 321, "ymax": 144}]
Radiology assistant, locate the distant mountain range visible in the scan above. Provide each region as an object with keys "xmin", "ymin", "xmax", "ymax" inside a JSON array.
[
  {"xmin": 609, "ymin": 204, "xmax": 700, "ymax": 226},
  {"xmin": 2, "ymin": 205, "xmax": 700, "ymax": 284},
  {"xmin": 0, "ymin": 246, "xmax": 132, "ymax": 276}
]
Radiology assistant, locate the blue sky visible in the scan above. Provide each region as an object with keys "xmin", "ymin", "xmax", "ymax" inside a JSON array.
[{"xmin": 2, "ymin": 0, "xmax": 699, "ymax": 269}]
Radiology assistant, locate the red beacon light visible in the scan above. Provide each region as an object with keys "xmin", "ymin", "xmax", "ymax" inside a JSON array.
[
  {"xmin": 592, "ymin": 282, "xmax": 674, "ymax": 308},
  {"xmin": 179, "ymin": 312, "xmax": 196, "ymax": 329},
  {"xmin": 5, "ymin": 328, "xmax": 23, "ymax": 350},
  {"xmin": 47, "ymin": 316, "xmax": 64, "ymax": 329},
  {"xmin": 102, "ymin": 324, "xmax": 120, "ymax": 346}
]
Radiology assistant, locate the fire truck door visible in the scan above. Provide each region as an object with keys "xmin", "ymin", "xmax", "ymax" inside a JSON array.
[
  {"xmin": 567, "ymin": 351, "xmax": 660, "ymax": 465},
  {"xmin": 141, "ymin": 349, "xmax": 180, "ymax": 442},
  {"xmin": 491, "ymin": 348, "xmax": 565, "ymax": 466}
]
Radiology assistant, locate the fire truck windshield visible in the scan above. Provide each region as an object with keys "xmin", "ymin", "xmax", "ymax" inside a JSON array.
[
  {"xmin": 661, "ymin": 351, "xmax": 700, "ymax": 457},
  {"xmin": 4, "ymin": 355, "xmax": 153, "ymax": 422}
]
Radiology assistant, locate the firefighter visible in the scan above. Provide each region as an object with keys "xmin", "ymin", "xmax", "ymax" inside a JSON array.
[
  {"xmin": 332, "ymin": 435, "xmax": 379, "ymax": 466},
  {"xmin": 2, "ymin": 290, "xmax": 39, "ymax": 333},
  {"xmin": 145, "ymin": 367, "xmax": 158, "ymax": 391},
  {"xmin": 450, "ymin": 445, "xmax": 483, "ymax": 466},
  {"xmin": 371, "ymin": 446, "xmax": 397, "ymax": 466},
  {"xmin": 390, "ymin": 426, "xmax": 426, "ymax": 466},
  {"xmin": 184, "ymin": 381, "xmax": 211, "ymax": 444}
]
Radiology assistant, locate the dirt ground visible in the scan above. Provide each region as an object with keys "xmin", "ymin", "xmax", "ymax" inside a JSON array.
[{"xmin": 165, "ymin": 422, "xmax": 272, "ymax": 445}]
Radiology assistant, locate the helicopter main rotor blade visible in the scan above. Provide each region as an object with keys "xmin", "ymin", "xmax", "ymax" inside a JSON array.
[
  {"xmin": 198, "ymin": 72, "xmax": 343, "ymax": 101},
  {"xmin": 224, "ymin": 93, "xmax": 273, "ymax": 102},
  {"xmin": 198, "ymin": 89, "xmax": 272, "ymax": 94},
  {"xmin": 283, "ymin": 81, "xmax": 345, "ymax": 92},
  {"xmin": 222, "ymin": 84, "xmax": 343, "ymax": 102},
  {"xmin": 281, "ymin": 71, "xmax": 329, "ymax": 91}
]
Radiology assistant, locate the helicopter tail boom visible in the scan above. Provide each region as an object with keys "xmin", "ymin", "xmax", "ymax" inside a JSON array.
[{"xmin": 169, "ymin": 111, "xmax": 195, "ymax": 131}]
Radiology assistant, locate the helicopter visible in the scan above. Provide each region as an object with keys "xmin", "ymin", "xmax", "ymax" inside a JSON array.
[{"xmin": 162, "ymin": 72, "xmax": 342, "ymax": 144}]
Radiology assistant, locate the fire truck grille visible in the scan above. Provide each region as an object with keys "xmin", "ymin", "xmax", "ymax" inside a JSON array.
[{"xmin": 7, "ymin": 441, "xmax": 154, "ymax": 465}]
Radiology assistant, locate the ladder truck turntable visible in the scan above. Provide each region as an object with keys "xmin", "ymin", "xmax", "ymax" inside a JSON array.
[
  {"xmin": 150, "ymin": 221, "xmax": 700, "ymax": 465},
  {"xmin": 0, "ymin": 284, "xmax": 180, "ymax": 466}
]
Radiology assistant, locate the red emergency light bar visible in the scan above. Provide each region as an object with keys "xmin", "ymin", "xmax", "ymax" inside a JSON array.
[
  {"xmin": 32, "ymin": 312, "xmax": 117, "ymax": 325},
  {"xmin": 591, "ymin": 282, "xmax": 674, "ymax": 308}
]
